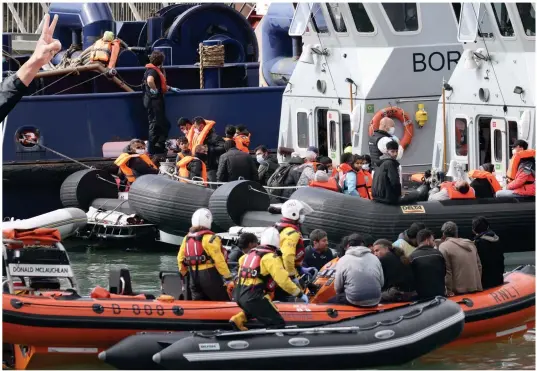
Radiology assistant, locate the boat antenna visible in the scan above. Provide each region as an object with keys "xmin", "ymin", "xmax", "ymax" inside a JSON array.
[
  {"xmin": 308, "ymin": 3, "xmax": 341, "ymax": 104},
  {"xmin": 472, "ymin": 5, "xmax": 507, "ymax": 115}
]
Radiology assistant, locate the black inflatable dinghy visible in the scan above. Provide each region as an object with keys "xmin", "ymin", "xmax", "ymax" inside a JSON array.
[{"xmin": 102, "ymin": 297, "xmax": 464, "ymax": 370}]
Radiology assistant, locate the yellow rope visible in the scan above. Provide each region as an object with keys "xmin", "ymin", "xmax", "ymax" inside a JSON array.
[{"xmin": 198, "ymin": 42, "xmax": 225, "ymax": 89}]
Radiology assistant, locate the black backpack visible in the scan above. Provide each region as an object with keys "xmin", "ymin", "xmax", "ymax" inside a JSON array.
[{"xmin": 266, "ymin": 165, "xmax": 294, "ymax": 200}]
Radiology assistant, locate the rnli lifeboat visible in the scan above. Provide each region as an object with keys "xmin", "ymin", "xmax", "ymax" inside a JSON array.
[{"xmin": 309, "ymin": 259, "xmax": 536, "ymax": 345}]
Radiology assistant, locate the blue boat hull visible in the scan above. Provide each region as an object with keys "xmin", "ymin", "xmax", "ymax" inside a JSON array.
[{"xmin": 2, "ymin": 87, "xmax": 284, "ymax": 218}]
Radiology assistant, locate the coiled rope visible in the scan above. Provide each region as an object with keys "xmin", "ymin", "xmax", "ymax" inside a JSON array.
[{"xmin": 198, "ymin": 42, "xmax": 225, "ymax": 89}]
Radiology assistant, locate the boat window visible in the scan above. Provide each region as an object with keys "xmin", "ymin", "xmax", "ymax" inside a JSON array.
[
  {"xmin": 297, "ymin": 112, "xmax": 309, "ymax": 148},
  {"xmin": 329, "ymin": 120, "xmax": 337, "ymax": 152},
  {"xmin": 508, "ymin": 121, "xmax": 518, "ymax": 159},
  {"xmin": 310, "ymin": 3, "xmax": 329, "ymax": 33},
  {"xmin": 342, "ymin": 114, "xmax": 351, "ymax": 149},
  {"xmin": 458, "ymin": 3, "xmax": 480, "ymax": 42},
  {"xmin": 516, "ymin": 3, "xmax": 536, "ymax": 37},
  {"xmin": 451, "ymin": 3, "xmax": 461, "ymax": 23},
  {"xmin": 381, "ymin": 3, "xmax": 419, "ymax": 32},
  {"xmin": 455, "ymin": 118, "xmax": 468, "ymax": 157},
  {"xmin": 326, "ymin": 3, "xmax": 347, "ymax": 33},
  {"xmin": 491, "ymin": 3, "xmax": 515, "ymax": 37},
  {"xmin": 348, "ymin": 3, "xmax": 375, "ymax": 33},
  {"xmin": 289, "ymin": 3, "xmax": 313, "ymax": 36},
  {"xmin": 493, "ymin": 129, "xmax": 502, "ymax": 162}
]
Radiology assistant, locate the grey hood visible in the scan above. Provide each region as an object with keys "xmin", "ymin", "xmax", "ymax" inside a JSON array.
[{"xmin": 345, "ymin": 246, "xmax": 372, "ymax": 258}]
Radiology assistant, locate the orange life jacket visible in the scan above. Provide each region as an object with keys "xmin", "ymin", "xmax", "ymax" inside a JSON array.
[
  {"xmin": 238, "ymin": 246, "xmax": 278, "ymax": 292},
  {"xmin": 2, "ymin": 228, "xmax": 61, "ymax": 248},
  {"xmin": 356, "ymin": 169, "xmax": 373, "ymax": 199},
  {"xmin": 440, "ymin": 181, "xmax": 476, "ymax": 199},
  {"xmin": 187, "ymin": 127, "xmax": 196, "ymax": 147},
  {"xmin": 507, "ymin": 149, "xmax": 536, "ymax": 181},
  {"xmin": 191, "ymin": 120, "xmax": 216, "ymax": 151},
  {"xmin": 468, "ymin": 170, "xmax": 502, "ymax": 193},
  {"xmin": 234, "ymin": 134, "xmax": 250, "ymax": 153},
  {"xmin": 177, "ymin": 156, "xmax": 208, "ymax": 185},
  {"xmin": 114, "ymin": 153, "xmax": 157, "ymax": 184},
  {"xmin": 90, "ymin": 39, "xmax": 114, "ymax": 62},
  {"xmin": 337, "ymin": 163, "xmax": 355, "ymax": 190},
  {"xmin": 275, "ymin": 222, "xmax": 305, "ymax": 266},
  {"xmin": 309, "ymin": 177, "xmax": 341, "ymax": 192},
  {"xmin": 145, "ymin": 63, "xmax": 168, "ymax": 93}
]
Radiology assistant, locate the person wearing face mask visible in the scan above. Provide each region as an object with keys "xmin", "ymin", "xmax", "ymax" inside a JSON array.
[
  {"xmin": 190, "ymin": 117, "xmax": 225, "ymax": 187},
  {"xmin": 255, "ymin": 145, "xmax": 279, "ymax": 185},
  {"xmin": 177, "ymin": 144, "xmax": 208, "ymax": 185},
  {"xmin": 217, "ymin": 139, "xmax": 259, "ymax": 182},
  {"xmin": 368, "ymin": 117, "xmax": 404, "ymax": 169},
  {"xmin": 496, "ymin": 139, "xmax": 535, "ymax": 198},
  {"xmin": 177, "ymin": 117, "xmax": 193, "ymax": 142},
  {"xmin": 295, "ymin": 146, "xmax": 321, "ymax": 187},
  {"xmin": 115, "ymin": 139, "xmax": 159, "ymax": 185},
  {"xmin": 356, "ymin": 154, "xmax": 373, "ymax": 199},
  {"xmin": 143, "ymin": 51, "xmax": 179, "ymax": 155}
]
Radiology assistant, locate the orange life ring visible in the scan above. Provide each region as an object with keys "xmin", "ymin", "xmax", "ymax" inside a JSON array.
[{"xmin": 368, "ymin": 106, "xmax": 414, "ymax": 149}]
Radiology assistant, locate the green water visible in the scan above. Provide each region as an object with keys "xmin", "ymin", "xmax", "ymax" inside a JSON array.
[{"xmin": 65, "ymin": 245, "xmax": 535, "ymax": 370}]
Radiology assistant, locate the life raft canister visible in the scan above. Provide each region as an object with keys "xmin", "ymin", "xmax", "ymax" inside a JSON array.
[
  {"xmin": 239, "ymin": 247, "xmax": 277, "ymax": 291},
  {"xmin": 440, "ymin": 181, "xmax": 476, "ymax": 199},
  {"xmin": 368, "ymin": 106, "xmax": 414, "ymax": 149},
  {"xmin": 468, "ymin": 170, "xmax": 502, "ymax": 193},
  {"xmin": 507, "ymin": 149, "xmax": 536, "ymax": 181}
]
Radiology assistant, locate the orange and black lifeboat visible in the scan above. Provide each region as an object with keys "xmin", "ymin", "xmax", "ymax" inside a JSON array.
[{"xmin": 308, "ymin": 260, "xmax": 535, "ymax": 344}]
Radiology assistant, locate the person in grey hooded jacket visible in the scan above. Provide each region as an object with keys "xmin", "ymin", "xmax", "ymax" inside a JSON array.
[{"xmin": 331, "ymin": 234, "xmax": 384, "ymax": 307}]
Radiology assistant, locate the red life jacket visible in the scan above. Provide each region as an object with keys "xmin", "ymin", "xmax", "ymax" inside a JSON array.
[
  {"xmin": 183, "ymin": 230, "xmax": 215, "ymax": 267},
  {"xmin": 275, "ymin": 221, "xmax": 305, "ymax": 265},
  {"xmin": 239, "ymin": 246, "xmax": 278, "ymax": 292}
]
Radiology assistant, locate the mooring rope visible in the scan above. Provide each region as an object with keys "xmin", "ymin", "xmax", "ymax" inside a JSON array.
[{"xmin": 198, "ymin": 42, "xmax": 225, "ymax": 89}]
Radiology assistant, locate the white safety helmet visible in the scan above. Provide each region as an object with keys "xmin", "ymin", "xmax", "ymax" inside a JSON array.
[
  {"xmin": 191, "ymin": 208, "xmax": 212, "ymax": 229},
  {"xmin": 260, "ymin": 227, "xmax": 280, "ymax": 248},
  {"xmin": 281, "ymin": 200, "xmax": 313, "ymax": 222}
]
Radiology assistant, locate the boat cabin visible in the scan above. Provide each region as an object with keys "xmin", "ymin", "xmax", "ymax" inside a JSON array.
[
  {"xmin": 432, "ymin": 2, "xmax": 535, "ymax": 184},
  {"xmin": 279, "ymin": 2, "xmax": 463, "ymax": 174}
]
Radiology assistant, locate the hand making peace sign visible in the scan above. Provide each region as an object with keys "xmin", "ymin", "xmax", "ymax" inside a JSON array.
[{"xmin": 32, "ymin": 14, "xmax": 62, "ymax": 67}]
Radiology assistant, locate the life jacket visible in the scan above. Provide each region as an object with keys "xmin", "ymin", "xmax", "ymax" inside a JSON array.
[
  {"xmin": 145, "ymin": 63, "xmax": 168, "ymax": 93},
  {"xmin": 187, "ymin": 127, "xmax": 196, "ymax": 147},
  {"xmin": 275, "ymin": 221, "xmax": 305, "ymax": 265},
  {"xmin": 238, "ymin": 246, "xmax": 278, "ymax": 292},
  {"xmin": 337, "ymin": 163, "xmax": 355, "ymax": 190},
  {"xmin": 440, "ymin": 181, "xmax": 476, "ymax": 199},
  {"xmin": 468, "ymin": 170, "xmax": 502, "ymax": 193},
  {"xmin": 191, "ymin": 120, "xmax": 216, "ymax": 151},
  {"xmin": 309, "ymin": 177, "xmax": 341, "ymax": 192},
  {"xmin": 507, "ymin": 149, "xmax": 536, "ymax": 182},
  {"xmin": 368, "ymin": 130, "xmax": 391, "ymax": 168},
  {"xmin": 90, "ymin": 39, "xmax": 113, "ymax": 63},
  {"xmin": 177, "ymin": 156, "xmax": 208, "ymax": 185},
  {"xmin": 234, "ymin": 134, "xmax": 250, "ymax": 153},
  {"xmin": 183, "ymin": 230, "xmax": 215, "ymax": 268},
  {"xmin": 114, "ymin": 153, "xmax": 157, "ymax": 184},
  {"xmin": 356, "ymin": 169, "xmax": 373, "ymax": 199}
]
